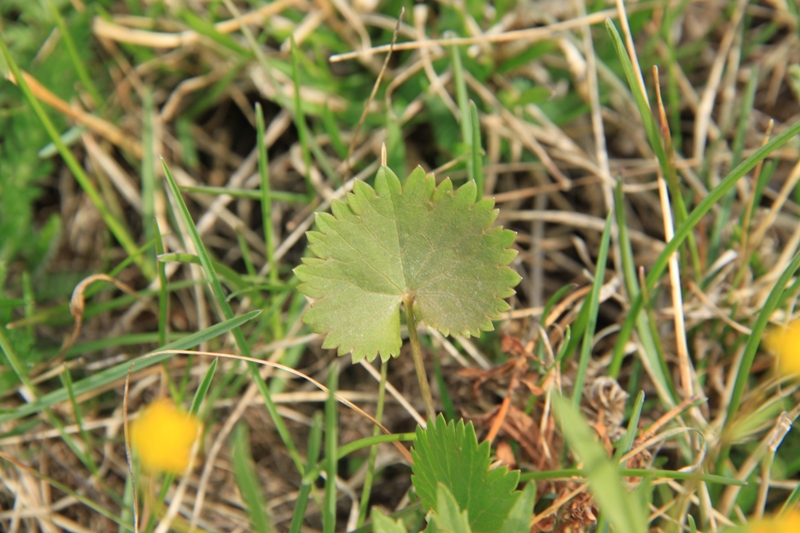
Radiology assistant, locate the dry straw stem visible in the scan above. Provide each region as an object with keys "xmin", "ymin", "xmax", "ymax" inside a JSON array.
[
  {"xmin": 4, "ymin": 70, "xmax": 142, "ymax": 157},
  {"xmin": 652, "ymin": 70, "xmax": 696, "ymax": 406},
  {"xmin": 92, "ymin": 0, "xmax": 303, "ymax": 48},
  {"xmin": 59, "ymin": 274, "xmax": 145, "ymax": 361},
  {"xmin": 329, "ymin": 1, "xmax": 661, "ymax": 62}
]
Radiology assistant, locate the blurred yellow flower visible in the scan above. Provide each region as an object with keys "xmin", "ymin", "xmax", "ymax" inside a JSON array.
[
  {"xmin": 130, "ymin": 398, "xmax": 202, "ymax": 474},
  {"xmin": 763, "ymin": 319, "xmax": 800, "ymax": 378},
  {"xmin": 743, "ymin": 510, "xmax": 800, "ymax": 533}
]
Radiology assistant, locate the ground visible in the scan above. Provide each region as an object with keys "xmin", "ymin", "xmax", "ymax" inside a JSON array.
[{"xmin": 1, "ymin": 0, "xmax": 800, "ymax": 532}]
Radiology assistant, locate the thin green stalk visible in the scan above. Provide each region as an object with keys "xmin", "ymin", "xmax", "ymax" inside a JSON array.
[
  {"xmin": 177, "ymin": 185, "xmax": 306, "ymax": 203},
  {"xmin": 59, "ymin": 365, "xmax": 100, "ymax": 475},
  {"xmin": 142, "ymin": 89, "xmax": 156, "ymax": 264},
  {"xmin": 236, "ymin": 229, "xmax": 257, "ymax": 278},
  {"xmin": 256, "ymin": 102, "xmax": 278, "ymax": 285},
  {"xmin": 470, "ymin": 100, "xmax": 484, "ymax": 199},
  {"xmin": 450, "ymin": 44, "xmax": 473, "ymax": 185},
  {"xmin": 337, "ymin": 433, "xmax": 416, "ymax": 461},
  {"xmin": 289, "ymin": 412, "xmax": 323, "ymax": 533},
  {"xmin": 153, "ymin": 219, "xmax": 168, "ymax": 348},
  {"xmin": 573, "ymin": 213, "xmax": 612, "ymax": 407},
  {"xmin": 358, "ymin": 360, "xmax": 388, "ymax": 528},
  {"xmin": 162, "ymin": 161, "xmax": 304, "ymax": 473},
  {"xmin": 255, "ymin": 102, "xmax": 284, "ymax": 343},
  {"xmin": 606, "ymin": 20, "xmax": 701, "ymax": 280},
  {"xmin": 323, "ymin": 363, "xmax": 339, "ymax": 533},
  {"xmin": 518, "ymin": 467, "xmax": 744, "ymax": 486},
  {"xmin": 611, "ymin": 183, "xmax": 671, "ymax": 402},
  {"xmin": 232, "ymin": 424, "xmax": 275, "ymax": 533},
  {"xmin": 0, "ymin": 311, "xmax": 261, "ymax": 424},
  {"xmin": 718, "ymin": 250, "xmax": 800, "ymax": 468},
  {"xmin": 404, "ymin": 298, "xmax": 436, "ymax": 421}
]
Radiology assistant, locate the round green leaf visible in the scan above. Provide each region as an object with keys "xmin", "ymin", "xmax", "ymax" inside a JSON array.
[{"xmin": 294, "ymin": 166, "xmax": 520, "ymax": 362}]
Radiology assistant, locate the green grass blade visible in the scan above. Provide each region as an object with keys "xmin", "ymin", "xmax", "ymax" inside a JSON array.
[
  {"xmin": 0, "ymin": 324, "xmax": 38, "ymax": 395},
  {"xmin": 256, "ymin": 102, "xmax": 278, "ymax": 285},
  {"xmin": 610, "ymin": 183, "xmax": 672, "ymax": 401},
  {"xmin": 142, "ymin": 89, "xmax": 157, "ymax": 264},
  {"xmin": 720, "ymin": 250, "xmax": 800, "ymax": 464},
  {"xmin": 323, "ymin": 363, "xmax": 339, "ymax": 533},
  {"xmin": 450, "ymin": 44, "xmax": 473, "ymax": 187},
  {"xmin": 0, "ymin": 310, "xmax": 261, "ymax": 424},
  {"xmin": 358, "ymin": 360, "xmax": 390, "ymax": 528},
  {"xmin": 611, "ymin": 117, "xmax": 800, "ymax": 372},
  {"xmin": 178, "ymin": 10, "xmax": 250, "ymax": 55},
  {"xmin": 552, "ymin": 394, "xmax": 647, "ymax": 533},
  {"xmin": 780, "ymin": 483, "xmax": 800, "ymax": 515},
  {"xmin": 154, "ymin": 220, "xmax": 169, "ymax": 348},
  {"xmin": 289, "ymin": 411, "xmax": 323, "ymax": 533},
  {"xmin": 58, "ymin": 365, "xmax": 100, "ymax": 474},
  {"xmin": 519, "ymin": 468, "xmax": 746, "ymax": 486},
  {"xmin": 322, "ymin": 102, "xmax": 348, "ymax": 159},
  {"xmin": 162, "ymin": 160, "xmax": 305, "ymax": 472},
  {"xmin": 470, "ymin": 100, "xmax": 484, "ymax": 200},
  {"xmin": 190, "ymin": 358, "xmax": 217, "ymax": 415},
  {"xmin": 573, "ymin": 213, "xmax": 612, "ymax": 407},
  {"xmin": 614, "ymin": 390, "xmax": 645, "ymax": 463},
  {"xmin": 605, "ymin": 19, "xmax": 700, "ymax": 276},
  {"xmin": 177, "ymin": 185, "xmax": 307, "ymax": 203},
  {"xmin": 232, "ymin": 423, "xmax": 275, "ymax": 533}
]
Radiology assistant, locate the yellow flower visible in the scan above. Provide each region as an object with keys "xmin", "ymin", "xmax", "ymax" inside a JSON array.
[
  {"xmin": 130, "ymin": 398, "xmax": 202, "ymax": 474},
  {"xmin": 763, "ymin": 319, "xmax": 800, "ymax": 378},
  {"xmin": 743, "ymin": 510, "xmax": 800, "ymax": 533}
]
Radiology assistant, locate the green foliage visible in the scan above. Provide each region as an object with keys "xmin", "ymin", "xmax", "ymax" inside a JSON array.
[
  {"xmin": 430, "ymin": 484, "xmax": 473, "ymax": 532},
  {"xmin": 411, "ymin": 416, "xmax": 528, "ymax": 533},
  {"xmin": 295, "ymin": 166, "xmax": 520, "ymax": 362},
  {"xmin": 552, "ymin": 395, "xmax": 647, "ymax": 533},
  {"xmin": 371, "ymin": 510, "xmax": 409, "ymax": 533},
  {"xmin": 231, "ymin": 424, "xmax": 275, "ymax": 533},
  {"xmin": 498, "ymin": 484, "xmax": 536, "ymax": 533},
  {"xmin": 0, "ymin": 0, "xmax": 95, "ymax": 272}
]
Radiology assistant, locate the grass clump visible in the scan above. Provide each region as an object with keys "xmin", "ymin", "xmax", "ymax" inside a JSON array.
[{"xmin": 2, "ymin": 0, "xmax": 800, "ymax": 532}]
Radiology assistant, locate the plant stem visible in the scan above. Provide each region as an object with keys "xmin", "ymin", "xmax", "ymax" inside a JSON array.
[{"xmin": 404, "ymin": 298, "xmax": 436, "ymax": 421}]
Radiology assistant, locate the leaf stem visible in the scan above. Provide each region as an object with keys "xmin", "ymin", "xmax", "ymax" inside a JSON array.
[{"xmin": 404, "ymin": 298, "xmax": 436, "ymax": 421}]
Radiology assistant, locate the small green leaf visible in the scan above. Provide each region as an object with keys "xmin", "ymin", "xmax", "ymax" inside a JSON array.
[
  {"xmin": 371, "ymin": 508, "xmax": 409, "ymax": 533},
  {"xmin": 499, "ymin": 483, "xmax": 535, "ymax": 533},
  {"xmin": 411, "ymin": 415, "xmax": 522, "ymax": 533},
  {"xmin": 431, "ymin": 484, "xmax": 474, "ymax": 533},
  {"xmin": 295, "ymin": 166, "xmax": 520, "ymax": 362}
]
